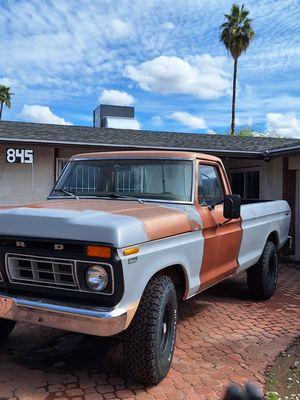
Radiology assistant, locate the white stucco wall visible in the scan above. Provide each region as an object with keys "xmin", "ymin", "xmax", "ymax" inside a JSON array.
[
  {"xmin": 0, "ymin": 144, "xmax": 54, "ymax": 205},
  {"xmin": 224, "ymin": 157, "xmax": 283, "ymax": 200}
]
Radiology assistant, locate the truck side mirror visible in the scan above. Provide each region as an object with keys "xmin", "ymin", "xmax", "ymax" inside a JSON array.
[{"xmin": 223, "ymin": 194, "xmax": 241, "ymax": 219}]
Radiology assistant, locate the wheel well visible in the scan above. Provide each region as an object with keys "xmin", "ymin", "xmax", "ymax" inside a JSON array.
[
  {"xmin": 267, "ymin": 231, "xmax": 279, "ymax": 249},
  {"xmin": 154, "ymin": 264, "xmax": 188, "ymax": 301}
]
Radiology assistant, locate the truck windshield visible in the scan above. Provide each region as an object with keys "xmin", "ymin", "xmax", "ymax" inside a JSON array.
[{"xmin": 50, "ymin": 159, "xmax": 193, "ymax": 202}]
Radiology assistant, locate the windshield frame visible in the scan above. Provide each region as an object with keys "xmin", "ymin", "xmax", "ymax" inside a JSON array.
[{"xmin": 49, "ymin": 157, "xmax": 195, "ymax": 205}]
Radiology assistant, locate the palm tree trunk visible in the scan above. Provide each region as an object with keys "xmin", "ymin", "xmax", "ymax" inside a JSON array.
[
  {"xmin": 230, "ymin": 57, "xmax": 238, "ymax": 136},
  {"xmin": 0, "ymin": 102, "xmax": 3, "ymax": 120}
]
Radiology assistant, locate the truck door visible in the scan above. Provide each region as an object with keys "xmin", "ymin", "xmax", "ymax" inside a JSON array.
[{"xmin": 195, "ymin": 161, "xmax": 242, "ymax": 291}]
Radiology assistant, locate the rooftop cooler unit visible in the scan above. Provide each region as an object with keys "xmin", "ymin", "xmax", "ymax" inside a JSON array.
[{"xmin": 93, "ymin": 104, "xmax": 140, "ymax": 130}]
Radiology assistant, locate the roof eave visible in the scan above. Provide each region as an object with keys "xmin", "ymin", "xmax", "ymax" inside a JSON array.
[
  {"xmin": 0, "ymin": 137, "xmax": 264, "ymax": 158},
  {"xmin": 267, "ymin": 145, "xmax": 300, "ymax": 157}
]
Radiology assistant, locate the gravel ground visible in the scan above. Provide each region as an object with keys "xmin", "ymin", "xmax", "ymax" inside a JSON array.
[{"xmin": 265, "ymin": 337, "xmax": 300, "ymax": 400}]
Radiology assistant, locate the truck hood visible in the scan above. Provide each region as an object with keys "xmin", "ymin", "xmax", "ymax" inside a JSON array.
[{"xmin": 0, "ymin": 199, "xmax": 200, "ymax": 247}]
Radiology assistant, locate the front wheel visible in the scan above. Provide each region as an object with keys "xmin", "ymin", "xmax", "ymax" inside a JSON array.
[
  {"xmin": 123, "ymin": 275, "xmax": 177, "ymax": 385},
  {"xmin": 0, "ymin": 319, "xmax": 16, "ymax": 343},
  {"xmin": 247, "ymin": 241, "xmax": 278, "ymax": 300}
]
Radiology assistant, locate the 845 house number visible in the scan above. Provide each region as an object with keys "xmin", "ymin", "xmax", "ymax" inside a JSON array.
[{"xmin": 6, "ymin": 148, "xmax": 34, "ymax": 164}]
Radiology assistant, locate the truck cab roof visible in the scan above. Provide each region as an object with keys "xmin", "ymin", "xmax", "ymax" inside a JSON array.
[{"xmin": 70, "ymin": 150, "xmax": 221, "ymax": 163}]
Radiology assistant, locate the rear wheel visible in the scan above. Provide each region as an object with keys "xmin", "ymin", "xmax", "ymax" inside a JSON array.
[
  {"xmin": 123, "ymin": 275, "xmax": 177, "ymax": 385},
  {"xmin": 0, "ymin": 319, "xmax": 16, "ymax": 343},
  {"xmin": 247, "ymin": 241, "xmax": 278, "ymax": 300}
]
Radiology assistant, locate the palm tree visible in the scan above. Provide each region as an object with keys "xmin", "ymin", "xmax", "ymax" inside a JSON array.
[
  {"xmin": 0, "ymin": 85, "xmax": 13, "ymax": 120},
  {"xmin": 220, "ymin": 4, "xmax": 255, "ymax": 135}
]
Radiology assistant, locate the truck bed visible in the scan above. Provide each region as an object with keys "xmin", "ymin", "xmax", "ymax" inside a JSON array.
[{"xmin": 237, "ymin": 199, "xmax": 291, "ymax": 272}]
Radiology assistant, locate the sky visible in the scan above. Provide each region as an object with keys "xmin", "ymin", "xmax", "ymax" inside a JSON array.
[{"xmin": 1, "ymin": 0, "xmax": 300, "ymax": 138}]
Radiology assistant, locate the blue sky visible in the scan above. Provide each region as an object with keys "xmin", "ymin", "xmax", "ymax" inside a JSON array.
[{"xmin": 1, "ymin": 0, "xmax": 300, "ymax": 137}]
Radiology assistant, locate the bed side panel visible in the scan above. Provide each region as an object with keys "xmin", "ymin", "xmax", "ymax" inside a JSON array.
[{"xmin": 237, "ymin": 200, "xmax": 291, "ymax": 272}]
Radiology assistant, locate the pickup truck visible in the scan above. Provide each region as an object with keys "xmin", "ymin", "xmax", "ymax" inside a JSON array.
[{"xmin": 0, "ymin": 151, "xmax": 291, "ymax": 384}]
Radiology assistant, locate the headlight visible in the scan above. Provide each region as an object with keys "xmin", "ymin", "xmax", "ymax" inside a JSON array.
[{"xmin": 86, "ymin": 265, "xmax": 108, "ymax": 292}]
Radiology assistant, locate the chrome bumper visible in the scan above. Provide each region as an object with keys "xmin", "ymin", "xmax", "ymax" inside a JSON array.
[{"xmin": 0, "ymin": 294, "xmax": 127, "ymax": 337}]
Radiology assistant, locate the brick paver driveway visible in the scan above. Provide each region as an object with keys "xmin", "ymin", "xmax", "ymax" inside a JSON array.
[{"xmin": 0, "ymin": 264, "xmax": 299, "ymax": 400}]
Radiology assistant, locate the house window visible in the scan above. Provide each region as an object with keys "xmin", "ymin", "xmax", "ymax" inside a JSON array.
[
  {"xmin": 231, "ymin": 170, "xmax": 260, "ymax": 199},
  {"xmin": 56, "ymin": 158, "xmax": 69, "ymax": 181}
]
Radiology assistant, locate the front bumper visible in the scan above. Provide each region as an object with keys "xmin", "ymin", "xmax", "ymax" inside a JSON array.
[{"xmin": 0, "ymin": 294, "xmax": 127, "ymax": 337}]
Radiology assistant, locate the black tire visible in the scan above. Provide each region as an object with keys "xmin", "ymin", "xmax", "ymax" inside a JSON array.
[
  {"xmin": 123, "ymin": 275, "xmax": 177, "ymax": 385},
  {"xmin": 0, "ymin": 319, "xmax": 16, "ymax": 343},
  {"xmin": 247, "ymin": 241, "xmax": 278, "ymax": 300}
]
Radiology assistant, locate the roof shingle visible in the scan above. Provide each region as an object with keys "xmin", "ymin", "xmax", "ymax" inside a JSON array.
[{"xmin": 0, "ymin": 120, "xmax": 299, "ymax": 158}]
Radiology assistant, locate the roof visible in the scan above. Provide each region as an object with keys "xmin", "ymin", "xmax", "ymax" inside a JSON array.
[
  {"xmin": 71, "ymin": 150, "xmax": 220, "ymax": 162},
  {"xmin": 0, "ymin": 120, "xmax": 299, "ymax": 159}
]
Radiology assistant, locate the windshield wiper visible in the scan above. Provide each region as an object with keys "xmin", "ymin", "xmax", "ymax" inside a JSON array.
[
  {"xmin": 56, "ymin": 188, "xmax": 79, "ymax": 200},
  {"xmin": 101, "ymin": 193, "xmax": 144, "ymax": 204}
]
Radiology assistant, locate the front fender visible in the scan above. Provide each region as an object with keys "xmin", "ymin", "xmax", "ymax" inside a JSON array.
[{"xmin": 117, "ymin": 231, "xmax": 204, "ymax": 328}]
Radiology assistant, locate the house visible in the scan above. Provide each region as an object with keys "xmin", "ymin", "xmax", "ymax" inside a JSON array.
[{"xmin": 0, "ymin": 118, "xmax": 299, "ymax": 262}]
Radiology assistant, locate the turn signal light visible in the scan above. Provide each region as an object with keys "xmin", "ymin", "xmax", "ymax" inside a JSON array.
[
  {"xmin": 86, "ymin": 245, "xmax": 112, "ymax": 258},
  {"xmin": 123, "ymin": 247, "xmax": 139, "ymax": 256}
]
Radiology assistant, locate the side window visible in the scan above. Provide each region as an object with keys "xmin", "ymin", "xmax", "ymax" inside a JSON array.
[{"xmin": 198, "ymin": 164, "xmax": 224, "ymax": 206}]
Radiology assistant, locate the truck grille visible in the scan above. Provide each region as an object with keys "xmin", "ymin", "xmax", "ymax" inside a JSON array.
[{"xmin": 5, "ymin": 253, "xmax": 78, "ymax": 289}]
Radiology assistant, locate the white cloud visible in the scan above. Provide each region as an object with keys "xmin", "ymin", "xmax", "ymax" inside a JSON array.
[
  {"xmin": 266, "ymin": 112, "xmax": 300, "ymax": 138},
  {"xmin": 170, "ymin": 112, "xmax": 207, "ymax": 130},
  {"xmin": 1, "ymin": 0, "xmax": 299, "ymax": 129},
  {"xmin": 161, "ymin": 22, "xmax": 175, "ymax": 30},
  {"xmin": 99, "ymin": 89, "xmax": 135, "ymax": 106},
  {"xmin": 151, "ymin": 115, "xmax": 163, "ymax": 126},
  {"xmin": 110, "ymin": 19, "xmax": 132, "ymax": 39},
  {"xmin": 0, "ymin": 77, "xmax": 18, "ymax": 87},
  {"xmin": 20, "ymin": 105, "xmax": 72, "ymax": 125},
  {"xmin": 125, "ymin": 54, "xmax": 231, "ymax": 100}
]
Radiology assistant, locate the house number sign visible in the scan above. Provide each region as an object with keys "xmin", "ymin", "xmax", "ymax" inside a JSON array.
[{"xmin": 6, "ymin": 148, "xmax": 34, "ymax": 164}]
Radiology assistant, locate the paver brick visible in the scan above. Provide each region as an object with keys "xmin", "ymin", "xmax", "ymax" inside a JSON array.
[{"xmin": 0, "ymin": 264, "xmax": 299, "ymax": 399}]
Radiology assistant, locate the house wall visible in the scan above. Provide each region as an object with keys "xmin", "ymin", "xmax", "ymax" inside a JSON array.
[
  {"xmin": 223, "ymin": 157, "xmax": 283, "ymax": 200},
  {"xmin": 0, "ymin": 144, "xmax": 118, "ymax": 205},
  {"xmin": 282, "ymin": 157, "xmax": 296, "ymax": 256},
  {"xmin": 288, "ymin": 155, "xmax": 300, "ymax": 262},
  {"xmin": 0, "ymin": 144, "xmax": 55, "ymax": 205}
]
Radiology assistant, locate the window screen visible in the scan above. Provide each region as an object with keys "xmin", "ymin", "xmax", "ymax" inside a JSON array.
[{"xmin": 198, "ymin": 164, "xmax": 224, "ymax": 206}]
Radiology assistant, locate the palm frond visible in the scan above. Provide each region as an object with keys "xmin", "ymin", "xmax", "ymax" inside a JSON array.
[
  {"xmin": 0, "ymin": 85, "xmax": 13, "ymax": 108},
  {"xmin": 219, "ymin": 3, "xmax": 254, "ymax": 59}
]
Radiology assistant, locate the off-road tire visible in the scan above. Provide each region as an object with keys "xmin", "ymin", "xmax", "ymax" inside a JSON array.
[
  {"xmin": 0, "ymin": 319, "xmax": 16, "ymax": 343},
  {"xmin": 123, "ymin": 275, "xmax": 177, "ymax": 385},
  {"xmin": 247, "ymin": 241, "xmax": 278, "ymax": 300}
]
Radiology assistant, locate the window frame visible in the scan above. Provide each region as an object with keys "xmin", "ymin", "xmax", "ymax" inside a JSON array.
[
  {"xmin": 197, "ymin": 161, "xmax": 227, "ymax": 207},
  {"xmin": 49, "ymin": 157, "xmax": 196, "ymax": 205},
  {"xmin": 230, "ymin": 167, "xmax": 261, "ymax": 199},
  {"xmin": 55, "ymin": 158, "xmax": 69, "ymax": 181}
]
